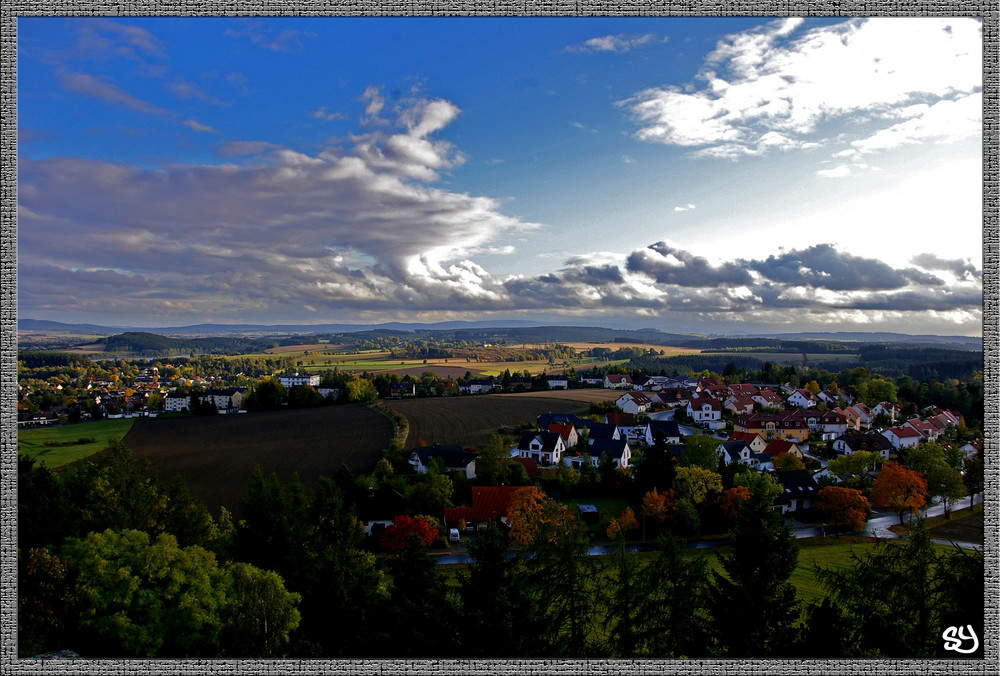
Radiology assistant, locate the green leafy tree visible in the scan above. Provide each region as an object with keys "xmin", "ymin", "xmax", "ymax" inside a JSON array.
[
  {"xmin": 681, "ymin": 434, "xmax": 721, "ymax": 470},
  {"xmin": 60, "ymin": 529, "xmax": 226, "ymax": 657},
  {"xmin": 925, "ymin": 465, "xmax": 966, "ymax": 518},
  {"xmin": 963, "ymin": 452, "xmax": 984, "ymax": 508},
  {"xmin": 673, "ymin": 465, "xmax": 723, "ymax": 506},
  {"xmin": 475, "ymin": 434, "xmax": 514, "ymax": 486},
  {"xmin": 219, "ymin": 562, "xmax": 301, "ymax": 658},
  {"xmin": 244, "ymin": 379, "xmax": 287, "ymax": 411}
]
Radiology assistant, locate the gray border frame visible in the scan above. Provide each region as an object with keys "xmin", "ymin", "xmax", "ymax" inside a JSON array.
[{"xmin": 1, "ymin": 2, "xmax": 996, "ymax": 674}]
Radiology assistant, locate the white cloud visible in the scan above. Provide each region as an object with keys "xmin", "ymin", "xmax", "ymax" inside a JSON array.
[
  {"xmin": 620, "ymin": 18, "xmax": 982, "ymax": 159},
  {"xmin": 673, "ymin": 203, "xmax": 696, "ymax": 212},
  {"xmin": 568, "ymin": 33, "xmax": 657, "ymax": 53}
]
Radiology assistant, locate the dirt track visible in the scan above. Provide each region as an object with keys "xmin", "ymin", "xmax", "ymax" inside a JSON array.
[{"xmin": 123, "ymin": 405, "xmax": 393, "ymax": 517}]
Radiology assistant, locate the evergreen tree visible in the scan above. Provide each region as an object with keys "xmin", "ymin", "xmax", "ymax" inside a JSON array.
[{"xmin": 708, "ymin": 484, "xmax": 800, "ymax": 657}]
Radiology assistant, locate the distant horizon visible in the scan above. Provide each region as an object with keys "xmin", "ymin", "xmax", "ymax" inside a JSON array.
[
  {"xmin": 16, "ymin": 317, "xmax": 985, "ymax": 341},
  {"xmin": 17, "ymin": 17, "xmax": 985, "ymax": 336}
]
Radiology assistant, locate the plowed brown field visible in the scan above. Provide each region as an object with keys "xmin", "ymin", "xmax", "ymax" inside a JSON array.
[
  {"xmin": 384, "ymin": 390, "xmax": 620, "ymax": 450},
  {"xmin": 123, "ymin": 405, "xmax": 393, "ymax": 517}
]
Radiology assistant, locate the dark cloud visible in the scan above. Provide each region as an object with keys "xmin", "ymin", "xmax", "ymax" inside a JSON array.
[
  {"xmin": 911, "ymin": 253, "xmax": 981, "ymax": 281},
  {"xmin": 626, "ymin": 242, "xmax": 753, "ymax": 287},
  {"xmin": 750, "ymin": 243, "xmax": 914, "ymax": 291}
]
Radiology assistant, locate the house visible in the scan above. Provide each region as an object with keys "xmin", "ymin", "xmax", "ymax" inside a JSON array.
[
  {"xmin": 763, "ymin": 439, "xmax": 804, "ymax": 459},
  {"xmin": 606, "ymin": 412, "xmax": 641, "ymax": 442},
  {"xmin": 687, "ymin": 396, "xmax": 723, "ymax": 425},
  {"xmin": 904, "ymin": 418, "xmax": 943, "ymax": 442},
  {"xmin": 818, "ymin": 410, "xmax": 849, "ymax": 436},
  {"xmin": 389, "ymin": 383, "xmax": 417, "ymax": 399},
  {"xmin": 723, "ymin": 393, "xmax": 756, "ymax": 416},
  {"xmin": 203, "ymin": 387, "xmax": 246, "ymax": 412},
  {"xmin": 461, "ymin": 378, "xmax": 496, "ymax": 394},
  {"xmin": 882, "ymin": 426, "xmax": 923, "ymax": 451},
  {"xmin": 579, "ymin": 372, "xmax": 604, "ymax": 387},
  {"xmin": 717, "ymin": 440, "xmax": 752, "ymax": 466},
  {"xmin": 537, "ymin": 412, "xmax": 589, "ymax": 431},
  {"xmin": 604, "ymin": 374, "xmax": 633, "ymax": 390},
  {"xmin": 729, "ymin": 383, "xmax": 760, "ymax": 398},
  {"xmin": 163, "ymin": 392, "xmax": 190, "ymax": 413},
  {"xmin": 656, "ymin": 388, "xmax": 692, "ymax": 408},
  {"xmin": 564, "ymin": 438, "xmax": 632, "ymax": 471},
  {"xmin": 357, "ymin": 487, "xmax": 406, "ymax": 536},
  {"xmin": 409, "ymin": 444, "xmax": 479, "ymax": 479},
  {"xmin": 546, "ymin": 374, "xmax": 569, "ymax": 390},
  {"xmin": 787, "ymin": 389, "xmax": 819, "ymax": 409},
  {"xmin": 727, "ymin": 431, "xmax": 768, "ymax": 454},
  {"xmin": 515, "ymin": 431, "xmax": 567, "ymax": 466},
  {"xmin": 841, "ymin": 404, "xmax": 874, "ymax": 431},
  {"xmin": 279, "ymin": 374, "xmax": 320, "ymax": 388},
  {"xmin": 749, "ymin": 452, "xmax": 774, "ymax": 473},
  {"xmin": 444, "ymin": 486, "xmax": 528, "ymax": 532},
  {"xmin": 317, "ymin": 387, "xmax": 340, "ymax": 400},
  {"xmin": 734, "ymin": 412, "xmax": 809, "ymax": 443},
  {"xmin": 642, "ymin": 420, "xmax": 682, "ymax": 446},
  {"xmin": 871, "ymin": 401, "xmax": 900, "ymax": 423},
  {"xmin": 617, "ymin": 391, "xmax": 654, "ymax": 414},
  {"xmin": 547, "ymin": 422, "xmax": 580, "ymax": 449},
  {"xmin": 751, "ymin": 389, "xmax": 784, "ymax": 409},
  {"xmin": 773, "ymin": 470, "xmax": 820, "ymax": 515},
  {"xmin": 832, "ymin": 431, "xmax": 893, "ymax": 461},
  {"xmin": 509, "ymin": 376, "xmax": 533, "ymax": 391},
  {"xmin": 587, "ymin": 423, "xmax": 622, "ymax": 445},
  {"xmin": 588, "ymin": 437, "xmax": 631, "ymax": 470},
  {"xmin": 510, "ymin": 457, "xmax": 539, "ymax": 480}
]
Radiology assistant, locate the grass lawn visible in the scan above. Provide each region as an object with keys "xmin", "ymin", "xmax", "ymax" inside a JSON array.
[
  {"xmin": 890, "ymin": 507, "xmax": 984, "ymax": 544},
  {"xmin": 18, "ymin": 418, "xmax": 134, "ymax": 468}
]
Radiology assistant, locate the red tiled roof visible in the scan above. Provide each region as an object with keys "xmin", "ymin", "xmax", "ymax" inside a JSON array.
[{"xmin": 444, "ymin": 486, "xmax": 528, "ymax": 524}]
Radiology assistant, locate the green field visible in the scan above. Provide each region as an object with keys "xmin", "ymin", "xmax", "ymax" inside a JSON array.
[{"xmin": 18, "ymin": 418, "xmax": 135, "ymax": 468}]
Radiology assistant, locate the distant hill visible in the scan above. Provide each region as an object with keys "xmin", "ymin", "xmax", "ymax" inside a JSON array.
[
  {"xmin": 763, "ymin": 331, "xmax": 982, "ymax": 351},
  {"xmin": 17, "ymin": 319, "xmax": 981, "ymax": 350},
  {"xmin": 96, "ymin": 332, "xmax": 279, "ymax": 356}
]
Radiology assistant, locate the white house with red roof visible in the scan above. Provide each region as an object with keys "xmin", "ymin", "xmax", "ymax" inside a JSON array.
[
  {"xmin": 882, "ymin": 425, "xmax": 923, "ymax": 450},
  {"xmin": 787, "ymin": 389, "xmax": 819, "ymax": 409},
  {"xmin": 604, "ymin": 374, "xmax": 633, "ymax": 389}
]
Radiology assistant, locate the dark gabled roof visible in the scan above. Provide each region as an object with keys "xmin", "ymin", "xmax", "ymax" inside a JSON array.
[
  {"xmin": 537, "ymin": 413, "xmax": 587, "ymax": 429},
  {"xmin": 517, "ymin": 431, "xmax": 563, "ymax": 453},
  {"xmin": 413, "ymin": 444, "xmax": 478, "ymax": 468},
  {"xmin": 588, "ymin": 437, "xmax": 629, "ymax": 460},
  {"xmin": 773, "ymin": 469, "xmax": 819, "ymax": 504},
  {"xmin": 587, "ymin": 423, "xmax": 619, "ymax": 441},
  {"xmin": 647, "ymin": 420, "xmax": 681, "ymax": 438},
  {"xmin": 838, "ymin": 431, "xmax": 892, "ymax": 452}
]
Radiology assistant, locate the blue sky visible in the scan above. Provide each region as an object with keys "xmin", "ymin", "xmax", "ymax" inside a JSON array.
[{"xmin": 17, "ymin": 17, "xmax": 984, "ymax": 335}]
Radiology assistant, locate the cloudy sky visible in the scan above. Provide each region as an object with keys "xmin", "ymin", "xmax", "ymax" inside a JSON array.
[{"xmin": 17, "ymin": 17, "xmax": 984, "ymax": 335}]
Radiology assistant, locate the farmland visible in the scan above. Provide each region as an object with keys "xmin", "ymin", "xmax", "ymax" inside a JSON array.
[
  {"xmin": 384, "ymin": 390, "xmax": 620, "ymax": 450},
  {"xmin": 18, "ymin": 418, "xmax": 135, "ymax": 468},
  {"xmin": 122, "ymin": 405, "xmax": 393, "ymax": 517}
]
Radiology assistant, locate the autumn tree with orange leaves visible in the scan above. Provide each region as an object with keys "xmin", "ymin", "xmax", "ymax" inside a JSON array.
[
  {"xmin": 717, "ymin": 485, "xmax": 752, "ymax": 523},
  {"xmin": 506, "ymin": 486, "xmax": 579, "ymax": 548},
  {"xmin": 870, "ymin": 462, "xmax": 927, "ymax": 525},
  {"xmin": 817, "ymin": 486, "xmax": 871, "ymax": 534}
]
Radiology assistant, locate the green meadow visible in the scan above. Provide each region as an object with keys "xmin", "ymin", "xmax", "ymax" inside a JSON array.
[{"xmin": 18, "ymin": 418, "xmax": 134, "ymax": 468}]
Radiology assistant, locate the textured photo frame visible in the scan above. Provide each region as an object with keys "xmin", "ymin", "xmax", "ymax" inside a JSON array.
[{"xmin": 1, "ymin": 2, "xmax": 996, "ymax": 674}]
